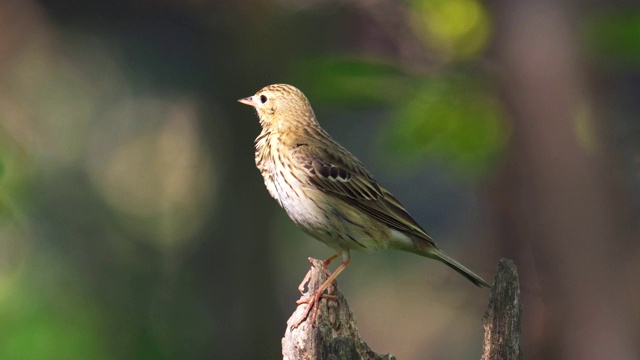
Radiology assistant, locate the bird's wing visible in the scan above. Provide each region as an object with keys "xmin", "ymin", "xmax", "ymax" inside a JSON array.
[{"xmin": 291, "ymin": 142, "xmax": 436, "ymax": 246}]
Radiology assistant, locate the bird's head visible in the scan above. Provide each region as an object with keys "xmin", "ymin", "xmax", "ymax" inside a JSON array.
[{"xmin": 238, "ymin": 84, "xmax": 318, "ymax": 131}]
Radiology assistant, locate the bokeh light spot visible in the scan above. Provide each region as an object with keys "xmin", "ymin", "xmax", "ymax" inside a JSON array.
[
  {"xmin": 87, "ymin": 98, "xmax": 218, "ymax": 251},
  {"xmin": 410, "ymin": 0, "xmax": 492, "ymax": 60}
]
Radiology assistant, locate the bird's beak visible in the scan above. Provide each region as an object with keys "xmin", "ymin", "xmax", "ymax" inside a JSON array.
[{"xmin": 238, "ymin": 96, "xmax": 257, "ymax": 107}]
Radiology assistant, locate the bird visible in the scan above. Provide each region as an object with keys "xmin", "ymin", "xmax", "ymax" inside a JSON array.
[{"xmin": 238, "ymin": 84, "xmax": 490, "ymax": 327}]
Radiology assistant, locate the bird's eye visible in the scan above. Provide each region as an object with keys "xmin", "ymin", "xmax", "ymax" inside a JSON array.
[{"xmin": 260, "ymin": 95, "xmax": 268, "ymax": 104}]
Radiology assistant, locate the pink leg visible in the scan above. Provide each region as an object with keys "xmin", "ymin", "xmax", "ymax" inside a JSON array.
[{"xmin": 292, "ymin": 256, "xmax": 351, "ymax": 329}]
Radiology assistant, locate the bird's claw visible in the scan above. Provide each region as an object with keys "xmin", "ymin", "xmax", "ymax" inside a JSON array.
[
  {"xmin": 291, "ymin": 254, "xmax": 344, "ymax": 329},
  {"xmin": 291, "ymin": 290, "xmax": 337, "ymax": 329}
]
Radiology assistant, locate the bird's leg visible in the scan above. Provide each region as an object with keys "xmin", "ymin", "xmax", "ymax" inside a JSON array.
[
  {"xmin": 292, "ymin": 256, "xmax": 351, "ymax": 329},
  {"xmin": 297, "ymin": 254, "xmax": 340, "ymax": 294},
  {"xmin": 322, "ymin": 253, "xmax": 340, "ymax": 268},
  {"xmin": 320, "ymin": 254, "xmax": 340, "ymax": 287}
]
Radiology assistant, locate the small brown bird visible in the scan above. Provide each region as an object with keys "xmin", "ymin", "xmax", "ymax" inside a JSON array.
[{"xmin": 239, "ymin": 84, "xmax": 489, "ymax": 327}]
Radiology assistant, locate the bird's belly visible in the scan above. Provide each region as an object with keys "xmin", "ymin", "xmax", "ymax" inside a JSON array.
[
  {"xmin": 278, "ymin": 185, "xmax": 389, "ymax": 251},
  {"xmin": 263, "ymin": 165, "xmax": 391, "ymax": 252},
  {"xmin": 275, "ymin": 181, "xmax": 330, "ymax": 232}
]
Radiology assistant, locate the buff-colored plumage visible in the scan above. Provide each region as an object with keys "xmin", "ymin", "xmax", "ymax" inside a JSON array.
[{"xmin": 239, "ymin": 84, "xmax": 489, "ymax": 326}]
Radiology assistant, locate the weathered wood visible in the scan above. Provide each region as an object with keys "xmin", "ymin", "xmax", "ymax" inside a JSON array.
[
  {"xmin": 282, "ymin": 258, "xmax": 395, "ymax": 360},
  {"xmin": 282, "ymin": 258, "xmax": 522, "ymax": 360},
  {"xmin": 481, "ymin": 258, "xmax": 522, "ymax": 360}
]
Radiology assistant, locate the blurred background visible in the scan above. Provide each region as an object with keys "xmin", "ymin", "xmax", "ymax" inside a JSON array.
[{"xmin": 1, "ymin": 0, "xmax": 639, "ymax": 359}]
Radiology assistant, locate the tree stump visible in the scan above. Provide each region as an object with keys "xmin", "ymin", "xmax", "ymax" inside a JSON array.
[
  {"xmin": 282, "ymin": 258, "xmax": 395, "ymax": 360},
  {"xmin": 282, "ymin": 258, "xmax": 522, "ymax": 360},
  {"xmin": 482, "ymin": 258, "xmax": 523, "ymax": 360}
]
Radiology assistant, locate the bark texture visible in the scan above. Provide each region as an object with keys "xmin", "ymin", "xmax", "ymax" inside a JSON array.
[{"xmin": 481, "ymin": 259, "xmax": 522, "ymax": 360}]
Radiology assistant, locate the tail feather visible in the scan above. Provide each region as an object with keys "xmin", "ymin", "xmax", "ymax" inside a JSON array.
[
  {"xmin": 394, "ymin": 232, "xmax": 491, "ymax": 288},
  {"xmin": 430, "ymin": 249, "xmax": 490, "ymax": 288}
]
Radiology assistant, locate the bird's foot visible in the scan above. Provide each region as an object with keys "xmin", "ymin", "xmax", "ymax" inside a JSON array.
[{"xmin": 291, "ymin": 289, "xmax": 337, "ymax": 329}]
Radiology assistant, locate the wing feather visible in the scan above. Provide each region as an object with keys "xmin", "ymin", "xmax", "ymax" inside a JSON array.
[{"xmin": 291, "ymin": 142, "xmax": 436, "ymax": 246}]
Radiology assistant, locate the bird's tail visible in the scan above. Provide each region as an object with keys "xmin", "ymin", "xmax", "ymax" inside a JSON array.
[{"xmin": 417, "ymin": 245, "xmax": 490, "ymax": 288}]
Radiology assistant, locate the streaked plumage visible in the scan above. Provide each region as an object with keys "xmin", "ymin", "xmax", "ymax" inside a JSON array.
[{"xmin": 239, "ymin": 84, "xmax": 489, "ymax": 327}]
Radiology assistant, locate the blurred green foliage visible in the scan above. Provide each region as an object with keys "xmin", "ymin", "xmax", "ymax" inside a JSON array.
[
  {"xmin": 293, "ymin": 57, "xmax": 408, "ymax": 106},
  {"xmin": 0, "ymin": 128, "xmax": 32, "ymax": 224},
  {"xmin": 386, "ymin": 76, "xmax": 507, "ymax": 176},
  {"xmin": 0, "ymin": 279, "xmax": 107, "ymax": 360},
  {"xmin": 587, "ymin": 10, "xmax": 640, "ymax": 67}
]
